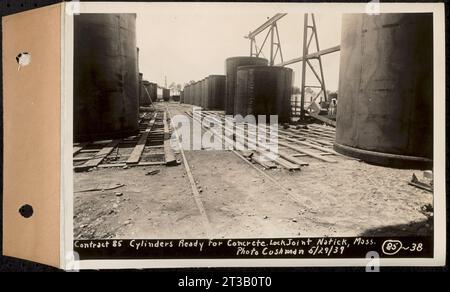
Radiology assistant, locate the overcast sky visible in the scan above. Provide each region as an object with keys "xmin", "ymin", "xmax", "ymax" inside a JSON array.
[{"xmin": 135, "ymin": 7, "xmax": 342, "ymax": 91}]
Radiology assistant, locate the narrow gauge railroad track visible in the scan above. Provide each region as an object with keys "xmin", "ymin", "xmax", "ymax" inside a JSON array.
[
  {"xmin": 73, "ymin": 109, "xmax": 178, "ymax": 171},
  {"xmin": 180, "ymin": 107, "xmax": 319, "ymax": 211},
  {"xmin": 164, "ymin": 105, "xmax": 213, "ymax": 236}
]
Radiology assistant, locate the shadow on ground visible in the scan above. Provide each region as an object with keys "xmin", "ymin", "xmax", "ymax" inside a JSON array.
[{"xmin": 359, "ymin": 217, "xmax": 433, "ymax": 237}]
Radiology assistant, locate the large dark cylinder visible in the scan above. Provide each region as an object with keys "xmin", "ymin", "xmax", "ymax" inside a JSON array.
[
  {"xmin": 148, "ymin": 82, "xmax": 158, "ymax": 102},
  {"xmin": 136, "ymin": 48, "xmax": 140, "ymax": 110},
  {"xmin": 235, "ymin": 66, "xmax": 292, "ymax": 123},
  {"xmin": 184, "ymin": 85, "xmax": 189, "ymax": 104},
  {"xmin": 180, "ymin": 90, "xmax": 184, "ymax": 103},
  {"xmin": 334, "ymin": 14, "xmax": 433, "ymax": 169},
  {"xmin": 162, "ymin": 88, "xmax": 170, "ymax": 101},
  {"xmin": 225, "ymin": 56, "xmax": 268, "ymax": 115},
  {"xmin": 138, "ymin": 72, "xmax": 143, "ymax": 105},
  {"xmin": 201, "ymin": 78, "xmax": 209, "ymax": 109},
  {"xmin": 194, "ymin": 81, "xmax": 202, "ymax": 106},
  {"xmin": 200, "ymin": 80, "xmax": 204, "ymax": 107},
  {"xmin": 188, "ymin": 84, "xmax": 194, "ymax": 105},
  {"xmin": 188, "ymin": 85, "xmax": 192, "ymax": 104},
  {"xmin": 74, "ymin": 14, "xmax": 139, "ymax": 142},
  {"xmin": 207, "ymin": 75, "xmax": 226, "ymax": 110},
  {"xmin": 140, "ymin": 80, "xmax": 151, "ymax": 106}
]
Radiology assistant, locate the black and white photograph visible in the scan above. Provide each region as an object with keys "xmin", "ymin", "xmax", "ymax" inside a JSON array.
[{"xmin": 65, "ymin": 2, "xmax": 445, "ymax": 268}]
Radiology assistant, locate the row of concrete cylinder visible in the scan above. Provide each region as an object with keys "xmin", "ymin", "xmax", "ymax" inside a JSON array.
[
  {"xmin": 182, "ymin": 75, "xmax": 226, "ymax": 110},
  {"xmin": 139, "ymin": 73, "xmax": 158, "ymax": 106},
  {"xmin": 182, "ymin": 57, "xmax": 293, "ymax": 123},
  {"xmin": 74, "ymin": 13, "xmax": 164, "ymax": 143},
  {"xmin": 73, "ymin": 13, "xmax": 433, "ymax": 169},
  {"xmin": 74, "ymin": 14, "xmax": 139, "ymax": 142},
  {"xmin": 335, "ymin": 13, "xmax": 433, "ymax": 169}
]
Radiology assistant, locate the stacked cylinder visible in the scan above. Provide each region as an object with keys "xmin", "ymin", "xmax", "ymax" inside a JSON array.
[
  {"xmin": 74, "ymin": 13, "xmax": 139, "ymax": 142},
  {"xmin": 334, "ymin": 13, "xmax": 433, "ymax": 168}
]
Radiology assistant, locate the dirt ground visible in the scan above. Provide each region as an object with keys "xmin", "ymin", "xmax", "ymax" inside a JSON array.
[{"xmin": 74, "ymin": 103, "xmax": 433, "ymax": 240}]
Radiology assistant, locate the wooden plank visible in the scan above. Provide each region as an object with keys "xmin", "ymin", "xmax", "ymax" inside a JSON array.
[
  {"xmin": 298, "ymin": 140, "xmax": 338, "ymax": 155},
  {"xmin": 92, "ymin": 139, "xmax": 113, "ymax": 145},
  {"xmin": 308, "ymin": 112, "xmax": 336, "ymax": 127},
  {"xmin": 195, "ymin": 111, "xmax": 301, "ymax": 170},
  {"xmin": 190, "ymin": 112, "xmax": 279, "ymax": 169},
  {"xmin": 201, "ymin": 112, "xmax": 303, "ymax": 170},
  {"xmin": 290, "ymin": 145, "xmax": 337, "ymax": 163},
  {"xmin": 278, "ymin": 141, "xmax": 320, "ymax": 165},
  {"xmin": 278, "ymin": 136, "xmax": 338, "ymax": 162},
  {"xmin": 313, "ymin": 139, "xmax": 334, "ymax": 146},
  {"xmin": 143, "ymin": 152, "xmax": 166, "ymax": 156},
  {"xmin": 292, "ymin": 153, "xmax": 308, "ymax": 157},
  {"xmin": 201, "ymin": 111, "xmax": 336, "ymax": 164},
  {"xmin": 73, "ymin": 157, "xmax": 91, "ymax": 162},
  {"xmin": 239, "ymin": 151, "xmax": 277, "ymax": 169},
  {"xmin": 98, "ymin": 163, "xmax": 126, "ymax": 168},
  {"xmin": 273, "ymin": 156, "xmax": 301, "ymax": 170},
  {"xmin": 309, "ymin": 123, "xmax": 336, "ymax": 132},
  {"xmin": 74, "ymin": 140, "xmax": 120, "ymax": 172},
  {"xmin": 126, "ymin": 113, "xmax": 157, "ymax": 164},
  {"xmin": 225, "ymin": 123, "xmax": 299, "ymax": 170},
  {"xmin": 408, "ymin": 181, "xmax": 433, "ymax": 193},
  {"xmin": 288, "ymin": 127, "xmax": 335, "ymax": 139},
  {"xmin": 73, "ymin": 143, "xmax": 87, "ymax": 155},
  {"xmin": 279, "ymin": 153, "xmax": 309, "ymax": 167},
  {"xmin": 251, "ymin": 155, "xmax": 278, "ymax": 169},
  {"xmin": 79, "ymin": 149, "xmax": 100, "ymax": 153},
  {"xmin": 137, "ymin": 161, "xmax": 166, "ymax": 166},
  {"xmin": 278, "ymin": 135, "xmax": 333, "ymax": 157}
]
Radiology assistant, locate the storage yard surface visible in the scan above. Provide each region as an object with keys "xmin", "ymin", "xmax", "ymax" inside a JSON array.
[{"xmin": 74, "ymin": 103, "xmax": 433, "ymax": 240}]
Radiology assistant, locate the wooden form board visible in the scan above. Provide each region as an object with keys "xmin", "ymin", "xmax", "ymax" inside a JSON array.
[{"xmin": 2, "ymin": 4, "xmax": 63, "ymax": 268}]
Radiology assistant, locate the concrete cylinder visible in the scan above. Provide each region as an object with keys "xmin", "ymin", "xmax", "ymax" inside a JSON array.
[
  {"xmin": 225, "ymin": 56, "xmax": 268, "ymax": 115},
  {"xmin": 140, "ymin": 80, "xmax": 151, "ymax": 106},
  {"xmin": 201, "ymin": 78, "xmax": 209, "ymax": 109},
  {"xmin": 235, "ymin": 66, "xmax": 292, "ymax": 124},
  {"xmin": 162, "ymin": 88, "xmax": 170, "ymax": 101},
  {"xmin": 74, "ymin": 14, "xmax": 139, "ymax": 142},
  {"xmin": 334, "ymin": 14, "xmax": 433, "ymax": 168},
  {"xmin": 194, "ymin": 81, "xmax": 201, "ymax": 106},
  {"xmin": 207, "ymin": 75, "xmax": 226, "ymax": 110}
]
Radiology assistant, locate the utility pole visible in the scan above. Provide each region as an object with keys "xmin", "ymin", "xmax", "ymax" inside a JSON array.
[
  {"xmin": 300, "ymin": 14, "xmax": 309, "ymax": 120},
  {"xmin": 299, "ymin": 13, "xmax": 329, "ymax": 120}
]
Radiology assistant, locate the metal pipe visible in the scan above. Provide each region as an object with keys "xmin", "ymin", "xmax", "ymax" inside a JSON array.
[
  {"xmin": 247, "ymin": 13, "xmax": 287, "ymax": 39},
  {"xmin": 299, "ymin": 13, "xmax": 309, "ymax": 119},
  {"xmin": 276, "ymin": 45, "xmax": 340, "ymax": 67},
  {"xmin": 311, "ymin": 14, "xmax": 328, "ymax": 102},
  {"xmin": 270, "ymin": 24, "xmax": 274, "ymax": 65}
]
